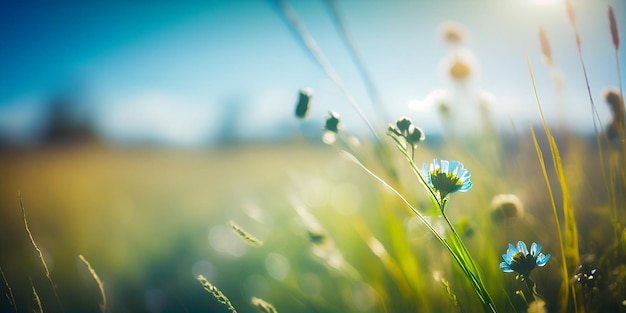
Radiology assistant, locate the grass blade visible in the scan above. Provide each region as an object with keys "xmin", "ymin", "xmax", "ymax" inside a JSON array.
[
  {"xmin": 79, "ymin": 255, "xmax": 107, "ymax": 313},
  {"xmin": 527, "ymin": 56, "xmax": 579, "ymax": 312},
  {"xmin": 19, "ymin": 194, "xmax": 64, "ymax": 313},
  {"xmin": 0, "ymin": 266, "xmax": 17, "ymax": 313},
  {"xmin": 31, "ymin": 279, "xmax": 43, "ymax": 313}
]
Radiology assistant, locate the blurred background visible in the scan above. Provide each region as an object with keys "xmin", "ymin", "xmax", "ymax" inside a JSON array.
[{"xmin": 0, "ymin": 0, "xmax": 624, "ymax": 312}]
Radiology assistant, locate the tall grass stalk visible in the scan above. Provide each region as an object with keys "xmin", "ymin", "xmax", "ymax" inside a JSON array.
[
  {"xmin": 79, "ymin": 255, "xmax": 107, "ymax": 313},
  {"xmin": 31, "ymin": 279, "xmax": 43, "ymax": 313},
  {"xmin": 608, "ymin": 5, "xmax": 626, "ymax": 190},
  {"xmin": 341, "ymin": 150, "xmax": 497, "ymax": 313},
  {"xmin": 353, "ymin": 222, "xmax": 413, "ymax": 300},
  {"xmin": 527, "ymin": 56, "xmax": 579, "ymax": 313},
  {"xmin": 0, "ymin": 265, "xmax": 17, "ymax": 313},
  {"xmin": 608, "ymin": 5, "xmax": 624, "ymax": 141},
  {"xmin": 565, "ymin": 1, "xmax": 622, "ymax": 246},
  {"xmin": 271, "ymin": 0, "xmax": 397, "ymax": 180},
  {"xmin": 271, "ymin": 0, "xmax": 380, "ymax": 144},
  {"xmin": 19, "ymin": 195, "xmax": 64, "ymax": 313},
  {"xmin": 323, "ymin": 0, "xmax": 389, "ymax": 123}
]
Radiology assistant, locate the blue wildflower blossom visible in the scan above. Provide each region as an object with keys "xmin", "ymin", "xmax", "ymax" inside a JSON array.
[
  {"xmin": 500, "ymin": 241, "xmax": 551, "ymax": 277},
  {"xmin": 423, "ymin": 159, "xmax": 472, "ymax": 200}
]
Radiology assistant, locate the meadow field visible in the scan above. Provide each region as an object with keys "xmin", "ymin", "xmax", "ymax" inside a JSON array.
[
  {"xmin": 0, "ymin": 125, "xmax": 624, "ymax": 313},
  {"xmin": 1, "ymin": 1, "xmax": 624, "ymax": 312}
]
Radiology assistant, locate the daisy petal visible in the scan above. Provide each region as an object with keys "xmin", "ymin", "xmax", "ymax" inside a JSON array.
[
  {"xmin": 459, "ymin": 180, "xmax": 472, "ymax": 192},
  {"xmin": 448, "ymin": 161, "xmax": 460, "ymax": 174},
  {"xmin": 502, "ymin": 253, "xmax": 513, "ymax": 264},
  {"xmin": 500, "ymin": 262, "xmax": 514, "ymax": 272},
  {"xmin": 517, "ymin": 241, "xmax": 529, "ymax": 255},
  {"xmin": 531, "ymin": 242, "xmax": 541, "ymax": 256},
  {"xmin": 441, "ymin": 160, "xmax": 449, "ymax": 173},
  {"xmin": 507, "ymin": 243, "xmax": 518, "ymax": 256},
  {"xmin": 536, "ymin": 253, "xmax": 551, "ymax": 266}
]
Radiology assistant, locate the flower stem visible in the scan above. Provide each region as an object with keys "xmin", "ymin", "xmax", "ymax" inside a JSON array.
[
  {"xmin": 440, "ymin": 201, "xmax": 496, "ymax": 312},
  {"xmin": 522, "ymin": 275, "xmax": 537, "ymax": 303}
]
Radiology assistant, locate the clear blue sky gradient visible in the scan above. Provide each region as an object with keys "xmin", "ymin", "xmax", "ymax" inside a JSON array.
[{"xmin": 0, "ymin": 0, "xmax": 624, "ymax": 145}]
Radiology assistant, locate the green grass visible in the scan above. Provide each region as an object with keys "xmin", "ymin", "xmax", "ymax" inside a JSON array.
[{"xmin": 0, "ymin": 130, "xmax": 623, "ymax": 312}]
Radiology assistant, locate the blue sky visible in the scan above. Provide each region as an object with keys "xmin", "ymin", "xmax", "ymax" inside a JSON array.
[{"xmin": 0, "ymin": 0, "xmax": 624, "ymax": 146}]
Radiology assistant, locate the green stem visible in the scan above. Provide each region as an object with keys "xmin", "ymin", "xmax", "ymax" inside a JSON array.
[
  {"xmin": 384, "ymin": 137, "xmax": 496, "ymax": 312},
  {"xmin": 441, "ymin": 201, "xmax": 494, "ymax": 312},
  {"xmin": 344, "ymin": 150, "xmax": 495, "ymax": 312},
  {"xmin": 522, "ymin": 275, "xmax": 536, "ymax": 303}
]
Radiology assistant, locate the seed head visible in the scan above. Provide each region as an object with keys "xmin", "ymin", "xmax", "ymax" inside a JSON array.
[
  {"xmin": 538, "ymin": 27, "xmax": 552, "ymax": 66},
  {"xmin": 566, "ymin": 0, "xmax": 576, "ymax": 26},
  {"xmin": 609, "ymin": 6, "xmax": 619, "ymax": 50},
  {"xmin": 438, "ymin": 22, "xmax": 467, "ymax": 45}
]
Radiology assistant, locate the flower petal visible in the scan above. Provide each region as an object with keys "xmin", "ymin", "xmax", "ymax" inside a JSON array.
[
  {"xmin": 457, "ymin": 168, "xmax": 470, "ymax": 180},
  {"xmin": 531, "ymin": 242, "xmax": 541, "ymax": 256},
  {"xmin": 448, "ymin": 161, "xmax": 460, "ymax": 174},
  {"xmin": 507, "ymin": 243, "xmax": 518, "ymax": 256},
  {"xmin": 536, "ymin": 253, "xmax": 551, "ymax": 266},
  {"xmin": 517, "ymin": 241, "xmax": 529, "ymax": 255},
  {"xmin": 432, "ymin": 159, "xmax": 441, "ymax": 171},
  {"xmin": 458, "ymin": 180, "xmax": 472, "ymax": 192},
  {"xmin": 502, "ymin": 253, "xmax": 513, "ymax": 264},
  {"xmin": 500, "ymin": 262, "xmax": 514, "ymax": 272},
  {"xmin": 441, "ymin": 160, "xmax": 449, "ymax": 173},
  {"xmin": 422, "ymin": 163, "xmax": 431, "ymax": 184}
]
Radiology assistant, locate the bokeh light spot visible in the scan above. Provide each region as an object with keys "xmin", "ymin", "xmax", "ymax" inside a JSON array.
[{"xmin": 265, "ymin": 252, "xmax": 290, "ymax": 281}]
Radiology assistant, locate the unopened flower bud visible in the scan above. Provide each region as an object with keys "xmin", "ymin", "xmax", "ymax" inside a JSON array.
[
  {"xmin": 324, "ymin": 111, "xmax": 340, "ymax": 133},
  {"xmin": 396, "ymin": 117, "xmax": 412, "ymax": 135},
  {"xmin": 405, "ymin": 125, "xmax": 425, "ymax": 145},
  {"xmin": 295, "ymin": 88, "xmax": 313, "ymax": 119}
]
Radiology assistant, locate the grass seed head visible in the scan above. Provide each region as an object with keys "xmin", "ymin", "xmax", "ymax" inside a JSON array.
[
  {"xmin": 438, "ymin": 21, "xmax": 467, "ymax": 45},
  {"xmin": 197, "ymin": 275, "xmax": 238, "ymax": 313},
  {"xmin": 538, "ymin": 27, "xmax": 553, "ymax": 66},
  {"xmin": 603, "ymin": 87, "xmax": 623, "ymax": 118},
  {"xmin": 566, "ymin": 0, "xmax": 576, "ymax": 26},
  {"xmin": 251, "ymin": 297, "xmax": 278, "ymax": 313},
  {"xmin": 609, "ymin": 6, "xmax": 619, "ymax": 50}
]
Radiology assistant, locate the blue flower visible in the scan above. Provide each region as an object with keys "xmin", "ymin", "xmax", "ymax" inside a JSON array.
[
  {"xmin": 500, "ymin": 241, "xmax": 551, "ymax": 277},
  {"xmin": 423, "ymin": 159, "xmax": 472, "ymax": 199}
]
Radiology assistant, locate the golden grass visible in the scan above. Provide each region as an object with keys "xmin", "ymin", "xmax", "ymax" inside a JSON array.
[
  {"xmin": 31, "ymin": 279, "xmax": 43, "ymax": 313},
  {"xmin": 78, "ymin": 254, "xmax": 106, "ymax": 313},
  {"xmin": 19, "ymin": 195, "xmax": 64, "ymax": 313},
  {"xmin": 528, "ymin": 55, "xmax": 579, "ymax": 312},
  {"xmin": 0, "ymin": 266, "xmax": 16, "ymax": 313}
]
